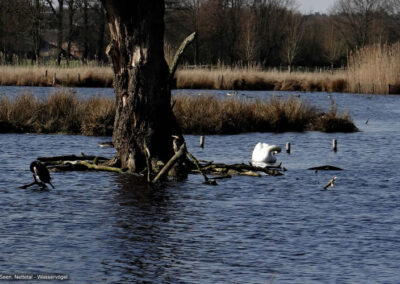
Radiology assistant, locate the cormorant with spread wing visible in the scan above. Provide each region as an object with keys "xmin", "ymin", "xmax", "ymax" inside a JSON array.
[{"xmin": 30, "ymin": 161, "xmax": 55, "ymax": 189}]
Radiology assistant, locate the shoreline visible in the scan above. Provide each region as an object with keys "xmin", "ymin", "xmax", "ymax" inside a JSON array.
[{"xmin": 0, "ymin": 65, "xmax": 397, "ymax": 94}]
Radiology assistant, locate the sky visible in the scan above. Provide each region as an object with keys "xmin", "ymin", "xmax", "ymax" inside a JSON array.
[{"xmin": 298, "ymin": 0, "xmax": 337, "ymax": 14}]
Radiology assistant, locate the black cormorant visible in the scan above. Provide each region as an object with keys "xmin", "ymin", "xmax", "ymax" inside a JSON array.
[{"xmin": 30, "ymin": 161, "xmax": 55, "ymax": 189}]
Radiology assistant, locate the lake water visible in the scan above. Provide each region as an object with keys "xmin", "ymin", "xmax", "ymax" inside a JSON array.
[{"xmin": 0, "ymin": 87, "xmax": 400, "ymax": 283}]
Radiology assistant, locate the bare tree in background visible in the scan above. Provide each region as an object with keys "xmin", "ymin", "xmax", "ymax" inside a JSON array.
[
  {"xmin": 252, "ymin": 0, "xmax": 295, "ymax": 66},
  {"xmin": 93, "ymin": 1, "xmax": 106, "ymax": 63},
  {"xmin": 333, "ymin": 0, "xmax": 389, "ymax": 48},
  {"xmin": 65, "ymin": 0, "xmax": 79, "ymax": 66},
  {"xmin": 183, "ymin": 0, "xmax": 202, "ymax": 64},
  {"xmin": 239, "ymin": 6, "xmax": 258, "ymax": 64},
  {"xmin": 29, "ymin": 0, "xmax": 43, "ymax": 65},
  {"xmin": 45, "ymin": 0, "xmax": 64, "ymax": 65},
  {"xmin": 282, "ymin": 10, "xmax": 303, "ymax": 72},
  {"xmin": 322, "ymin": 17, "xmax": 346, "ymax": 71}
]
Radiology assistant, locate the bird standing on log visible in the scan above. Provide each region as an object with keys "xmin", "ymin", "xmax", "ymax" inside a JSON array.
[{"xmin": 30, "ymin": 161, "xmax": 55, "ymax": 189}]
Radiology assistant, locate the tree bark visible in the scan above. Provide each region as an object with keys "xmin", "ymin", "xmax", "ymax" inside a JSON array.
[
  {"xmin": 46, "ymin": 0, "xmax": 64, "ymax": 65},
  {"xmin": 66, "ymin": 0, "xmax": 75, "ymax": 67},
  {"xmin": 95, "ymin": 3, "xmax": 106, "ymax": 63},
  {"xmin": 56, "ymin": 0, "xmax": 64, "ymax": 65},
  {"xmin": 32, "ymin": 0, "xmax": 41, "ymax": 65},
  {"xmin": 101, "ymin": 0, "xmax": 182, "ymax": 173},
  {"xmin": 82, "ymin": 0, "xmax": 89, "ymax": 65}
]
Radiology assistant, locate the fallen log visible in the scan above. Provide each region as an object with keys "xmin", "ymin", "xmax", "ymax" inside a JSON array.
[
  {"xmin": 187, "ymin": 151, "xmax": 218, "ymax": 185},
  {"xmin": 200, "ymin": 163, "xmax": 284, "ymax": 176},
  {"xmin": 38, "ymin": 155, "xmax": 109, "ymax": 163},
  {"xmin": 151, "ymin": 143, "xmax": 187, "ymax": 184}
]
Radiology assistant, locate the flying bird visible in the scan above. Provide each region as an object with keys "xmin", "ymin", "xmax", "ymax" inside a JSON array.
[{"xmin": 30, "ymin": 161, "xmax": 55, "ymax": 189}]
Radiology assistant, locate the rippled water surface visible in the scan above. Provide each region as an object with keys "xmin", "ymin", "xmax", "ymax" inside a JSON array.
[{"xmin": 1, "ymin": 87, "xmax": 400, "ymax": 283}]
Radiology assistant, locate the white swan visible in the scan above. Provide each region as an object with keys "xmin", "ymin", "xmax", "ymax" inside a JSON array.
[{"xmin": 252, "ymin": 142, "xmax": 281, "ymax": 164}]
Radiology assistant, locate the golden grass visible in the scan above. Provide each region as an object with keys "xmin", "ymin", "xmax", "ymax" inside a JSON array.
[
  {"xmin": 0, "ymin": 64, "xmax": 349, "ymax": 92},
  {"xmin": 175, "ymin": 66, "xmax": 347, "ymax": 92},
  {"xmin": 347, "ymin": 43, "xmax": 400, "ymax": 94},
  {"xmin": 3, "ymin": 50, "xmax": 400, "ymax": 95},
  {"xmin": 0, "ymin": 90, "xmax": 357, "ymax": 135},
  {"xmin": 0, "ymin": 66, "xmax": 113, "ymax": 87}
]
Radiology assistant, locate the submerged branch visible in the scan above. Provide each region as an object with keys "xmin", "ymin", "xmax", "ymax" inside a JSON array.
[
  {"xmin": 151, "ymin": 143, "xmax": 187, "ymax": 184},
  {"xmin": 187, "ymin": 151, "xmax": 217, "ymax": 185}
]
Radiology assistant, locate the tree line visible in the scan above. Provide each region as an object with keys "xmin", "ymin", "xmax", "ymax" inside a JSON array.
[
  {"xmin": 0, "ymin": 0, "xmax": 106, "ymax": 65},
  {"xmin": 1, "ymin": 0, "xmax": 400, "ymax": 68}
]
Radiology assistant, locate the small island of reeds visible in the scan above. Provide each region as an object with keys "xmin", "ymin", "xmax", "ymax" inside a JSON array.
[{"xmin": 0, "ymin": 90, "xmax": 357, "ymax": 136}]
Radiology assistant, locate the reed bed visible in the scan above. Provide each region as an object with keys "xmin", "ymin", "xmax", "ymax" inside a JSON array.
[
  {"xmin": 0, "ymin": 65, "xmax": 348, "ymax": 92},
  {"xmin": 3, "ymin": 53, "xmax": 400, "ymax": 94},
  {"xmin": 174, "ymin": 95, "xmax": 356, "ymax": 134},
  {"xmin": 0, "ymin": 66, "xmax": 113, "ymax": 87},
  {"xmin": 0, "ymin": 91, "xmax": 115, "ymax": 135},
  {"xmin": 175, "ymin": 67, "xmax": 347, "ymax": 92},
  {"xmin": 0, "ymin": 90, "xmax": 357, "ymax": 135},
  {"xmin": 347, "ymin": 43, "xmax": 400, "ymax": 94}
]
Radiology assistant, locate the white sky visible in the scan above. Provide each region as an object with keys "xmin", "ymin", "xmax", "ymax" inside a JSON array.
[{"xmin": 298, "ymin": 0, "xmax": 337, "ymax": 14}]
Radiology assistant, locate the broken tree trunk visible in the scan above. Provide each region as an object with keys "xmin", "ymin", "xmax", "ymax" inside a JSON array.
[
  {"xmin": 101, "ymin": 0, "xmax": 182, "ymax": 174},
  {"xmin": 169, "ymin": 32, "xmax": 196, "ymax": 79}
]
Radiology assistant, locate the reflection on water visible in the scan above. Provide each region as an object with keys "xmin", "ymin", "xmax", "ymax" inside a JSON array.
[{"xmin": 0, "ymin": 88, "xmax": 400, "ymax": 283}]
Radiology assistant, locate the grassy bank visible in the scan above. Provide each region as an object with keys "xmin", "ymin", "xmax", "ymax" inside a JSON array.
[
  {"xmin": 0, "ymin": 65, "xmax": 348, "ymax": 92},
  {"xmin": 0, "ymin": 66, "xmax": 113, "ymax": 87},
  {"xmin": 175, "ymin": 67, "xmax": 348, "ymax": 92},
  {"xmin": 2, "ymin": 42, "xmax": 400, "ymax": 94},
  {"xmin": 0, "ymin": 90, "xmax": 357, "ymax": 135}
]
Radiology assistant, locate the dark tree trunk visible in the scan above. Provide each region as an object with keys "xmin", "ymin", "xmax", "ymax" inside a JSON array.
[
  {"xmin": 82, "ymin": 0, "xmax": 88, "ymax": 65},
  {"xmin": 32, "ymin": 0, "xmax": 41, "ymax": 65},
  {"xmin": 66, "ymin": 0, "xmax": 75, "ymax": 66},
  {"xmin": 95, "ymin": 3, "xmax": 106, "ymax": 63},
  {"xmin": 101, "ymin": 0, "xmax": 181, "ymax": 173},
  {"xmin": 45, "ymin": 0, "xmax": 64, "ymax": 65},
  {"xmin": 56, "ymin": 0, "xmax": 64, "ymax": 65}
]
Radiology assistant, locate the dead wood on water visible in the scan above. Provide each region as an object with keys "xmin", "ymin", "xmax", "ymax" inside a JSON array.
[
  {"xmin": 30, "ymin": 146, "xmax": 285, "ymax": 187},
  {"xmin": 20, "ymin": 179, "xmax": 48, "ymax": 190},
  {"xmin": 38, "ymin": 155, "xmax": 109, "ymax": 163}
]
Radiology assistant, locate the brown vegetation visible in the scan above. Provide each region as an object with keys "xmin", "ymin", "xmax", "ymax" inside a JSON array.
[
  {"xmin": 0, "ymin": 65, "xmax": 349, "ymax": 92},
  {"xmin": 0, "ymin": 91, "xmax": 357, "ymax": 135},
  {"xmin": 0, "ymin": 91, "xmax": 115, "ymax": 135},
  {"xmin": 174, "ymin": 95, "xmax": 356, "ymax": 134},
  {"xmin": 0, "ymin": 66, "xmax": 113, "ymax": 87},
  {"xmin": 347, "ymin": 43, "xmax": 400, "ymax": 94},
  {"xmin": 175, "ymin": 66, "xmax": 348, "ymax": 92}
]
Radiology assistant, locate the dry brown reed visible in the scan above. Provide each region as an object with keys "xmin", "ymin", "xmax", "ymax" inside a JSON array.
[
  {"xmin": 0, "ymin": 91, "xmax": 357, "ymax": 135},
  {"xmin": 174, "ymin": 95, "xmax": 356, "ymax": 134},
  {"xmin": 0, "ymin": 90, "xmax": 115, "ymax": 135},
  {"xmin": 0, "ymin": 64, "xmax": 348, "ymax": 92},
  {"xmin": 175, "ymin": 66, "xmax": 347, "ymax": 92},
  {"xmin": 0, "ymin": 66, "xmax": 113, "ymax": 87},
  {"xmin": 347, "ymin": 43, "xmax": 400, "ymax": 94}
]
